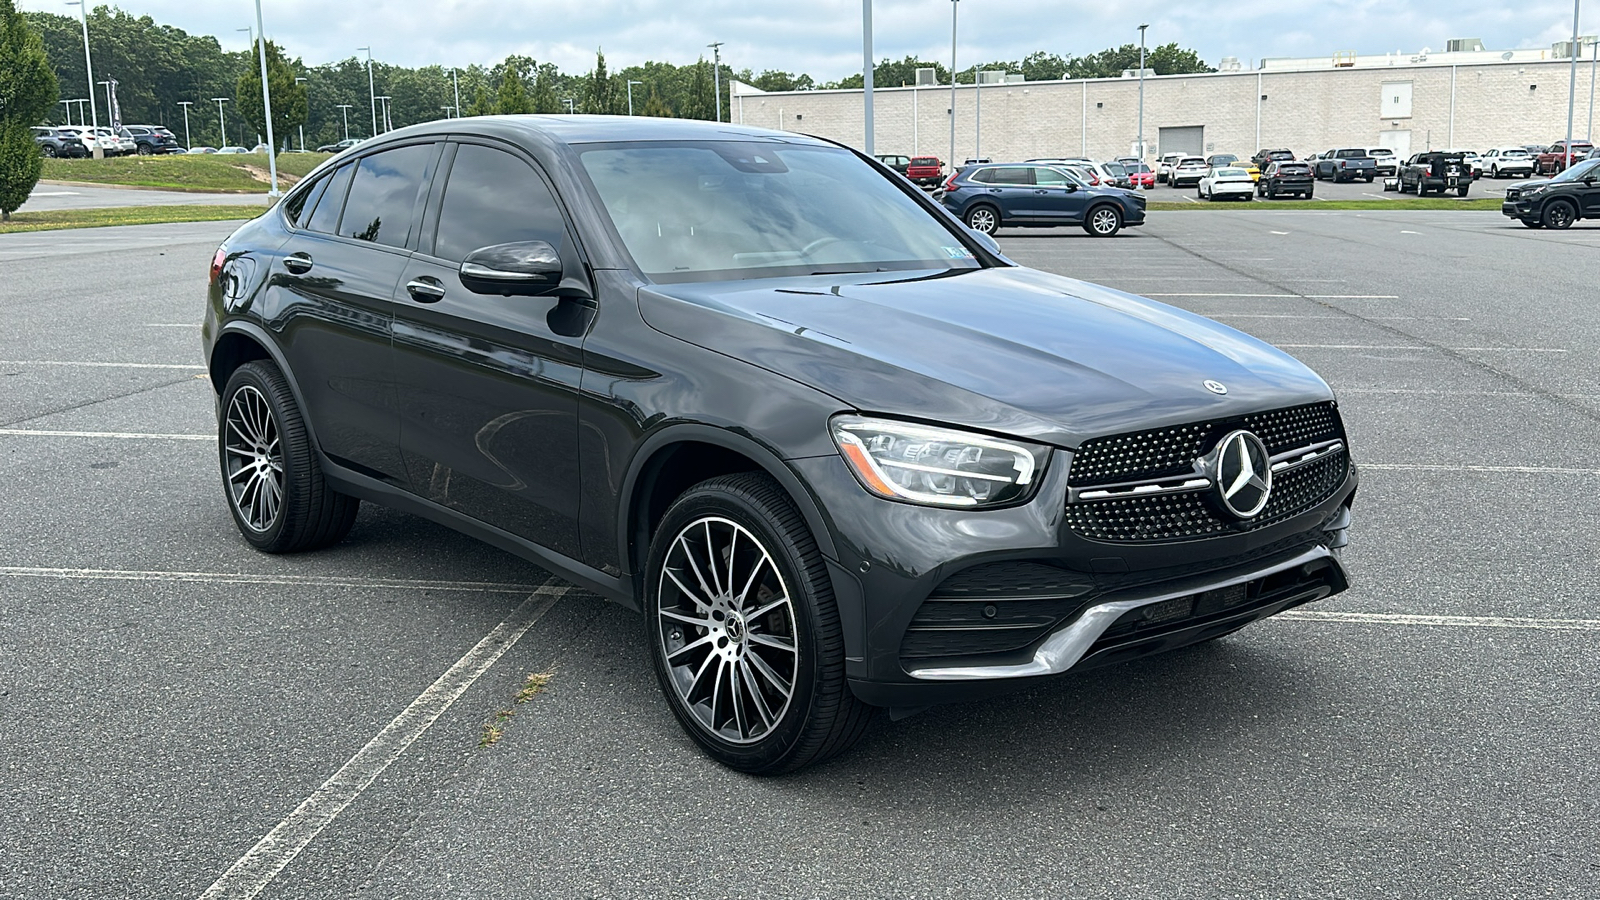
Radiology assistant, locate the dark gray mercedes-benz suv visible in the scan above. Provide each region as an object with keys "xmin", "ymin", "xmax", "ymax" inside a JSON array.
[{"xmin": 202, "ymin": 116, "xmax": 1357, "ymax": 773}]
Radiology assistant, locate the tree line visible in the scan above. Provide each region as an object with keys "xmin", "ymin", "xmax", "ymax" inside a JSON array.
[{"xmin": 20, "ymin": 5, "xmax": 1212, "ymax": 151}]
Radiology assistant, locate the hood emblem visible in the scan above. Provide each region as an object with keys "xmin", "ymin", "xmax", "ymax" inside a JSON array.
[
  {"xmin": 1204, "ymin": 380, "xmax": 1228, "ymax": 395},
  {"xmin": 1213, "ymin": 430, "xmax": 1272, "ymax": 519}
]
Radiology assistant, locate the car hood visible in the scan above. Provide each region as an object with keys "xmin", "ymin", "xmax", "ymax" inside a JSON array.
[{"xmin": 637, "ymin": 267, "xmax": 1332, "ymax": 449}]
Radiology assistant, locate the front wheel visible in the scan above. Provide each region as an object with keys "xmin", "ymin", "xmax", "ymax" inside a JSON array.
[
  {"xmin": 1522, "ymin": 218, "xmax": 1544, "ymax": 228},
  {"xmin": 646, "ymin": 474, "xmax": 874, "ymax": 774},
  {"xmin": 963, "ymin": 204, "xmax": 999, "ymax": 235},
  {"xmin": 219, "ymin": 361, "xmax": 359, "ymax": 553},
  {"xmin": 1084, "ymin": 205, "xmax": 1123, "ymax": 237},
  {"xmin": 1543, "ymin": 200, "xmax": 1577, "ymax": 229}
]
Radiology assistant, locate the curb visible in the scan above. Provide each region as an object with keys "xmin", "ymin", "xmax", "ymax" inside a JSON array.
[{"xmin": 40, "ymin": 180, "xmax": 265, "ymax": 195}]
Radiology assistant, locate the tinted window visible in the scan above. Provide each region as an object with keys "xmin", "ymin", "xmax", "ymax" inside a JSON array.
[
  {"xmin": 979, "ymin": 167, "xmax": 1031, "ymax": 185},
  {"xmin": 910, "ymin": 157, "xmax": 938, "ymax": 166},
  {"xmin": 339, "ymin": 143, "xmax": 436, "ymax": 248},
  {"xmin": 305, "ymin": 163, "xmax": 354, "ymax": 235},
  {"xmin": 434, "ymin": 144, "xmax": 567, "ymax": 263},
  {"xmin": 285, "ymin": 170, "xmax": 332, "ymax": 228}
]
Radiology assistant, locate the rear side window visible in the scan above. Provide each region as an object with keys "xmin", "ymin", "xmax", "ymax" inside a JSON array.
[
  {"xmin": 284, "ymin": 170, "xmax": 333, "ymax": 228},
  {"xmin": 976, "ymin": 167, "xmax": 1031, "ymax": 185},
  {"xmin": 338, "ymin": 143, "xmax": 437, "ymax": 248},
  {"xmin": 433, "ymin": 144, "xmax": 567, "ymax": 263},
  {"xmin": 304, "ymin": 163, "xmax": 354, "ymax": 235}
]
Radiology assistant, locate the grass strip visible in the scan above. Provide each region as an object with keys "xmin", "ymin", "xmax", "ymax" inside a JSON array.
[
  {"xmin": 42, "ymin": 152, "xmax": 333, "ymax": 193},
  {"xmin": 1146, "ymin": 197, "xmax": 1504, "ymax": 211},
  {"xmin": 0, "ymin": 204, "xmax": 265, "ymax": 234}
]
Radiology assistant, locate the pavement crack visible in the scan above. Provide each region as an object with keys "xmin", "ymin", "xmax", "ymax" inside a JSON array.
[{"xmin": 0, "ymin": 374, "xmax": 201, "ymax": 429}]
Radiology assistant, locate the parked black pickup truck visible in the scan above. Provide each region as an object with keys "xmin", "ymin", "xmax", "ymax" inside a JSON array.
[
  {"xmin": 1313, "ymin": 148, "xmax": 1376, "ymax": 183},
  {"xmin": 1399, "ymin": 152, "xmax": 1474, "ymax": 196}
]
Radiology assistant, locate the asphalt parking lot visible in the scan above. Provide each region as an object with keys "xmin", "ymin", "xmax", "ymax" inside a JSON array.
[
  {"xmin": 26, "ymin": 182, "xmax": 272, "ymax": 211},
  {"xmin": 3, "ymin": 209, "xmax": 1598, "ymax": 899},
  {"xmin": 1150, "ymin": 170, "xmax": 1516, "ymax": 203}
]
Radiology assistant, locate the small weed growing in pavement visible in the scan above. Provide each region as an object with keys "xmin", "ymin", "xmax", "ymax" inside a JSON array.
[{"xmin": 478, "ymin": 671, "xmax": 555, "ymax": 748}]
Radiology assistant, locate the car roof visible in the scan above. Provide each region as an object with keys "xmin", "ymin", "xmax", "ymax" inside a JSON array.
[{"xmin": 369, "ymin": 114, "xmax": 832, "ymax": 149}]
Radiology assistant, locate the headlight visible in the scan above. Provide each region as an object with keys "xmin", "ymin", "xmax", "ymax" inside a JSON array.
[
  {"xmin": 1526, "ymin": 185, "xmax": 1548, "ymax": 196},
  {"xmin": 831, "ymin": 416, "xmax": 1048, "ymax": 507}
]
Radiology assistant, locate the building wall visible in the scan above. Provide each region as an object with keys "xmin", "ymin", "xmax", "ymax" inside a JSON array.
[{"xmin": 733, "ymin": 59, "xmax": 1600, "ymax": 162}]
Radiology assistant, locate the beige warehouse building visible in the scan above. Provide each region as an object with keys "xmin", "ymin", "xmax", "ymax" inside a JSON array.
[{"xmin": 732, "ymin": 41, "xmax": 1600, "ymax": 163}]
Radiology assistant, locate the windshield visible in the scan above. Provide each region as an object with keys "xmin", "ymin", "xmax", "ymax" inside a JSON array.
[
  {"xmin": 1550, "ymin": 158, "xmax": 1600, "ymax": 182},
  {"xmin": 580, "ymin": 141, "xmax": 983, "ymax": 283}
]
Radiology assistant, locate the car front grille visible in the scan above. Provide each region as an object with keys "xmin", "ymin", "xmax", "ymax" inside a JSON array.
[{"xmin": 1065, "ymin": 402, "xmax": 1349, "ymax": 543}]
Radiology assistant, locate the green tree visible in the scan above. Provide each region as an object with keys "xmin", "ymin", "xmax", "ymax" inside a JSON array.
[
  {"xmin": 587, "ymin": 48, "xmax": 614, "ymax": 115},
  {"xmin": 530, "ymin": 63, "xmax": 561, "ymax": 113},
  {"xmin": 0, "ymin": 0, "xmax": 56, "ymax": 219},
  {"xmin": 748, "ymin": 69, "xmax": 814, "ymax": 92},
  {"xmin": 682, "ymin": 57, "xmax": 713, "ymax": 120},
  {"xmin": 639, "ymin": 86, "xmax": 672, "ymax": 118},
  {"xmin": 236, "ymin": 38, "xmax": 306, "ymax": 150},
  {"xmin": 495, "ymin": 65, "xmax": 532, "ymax": 114}
]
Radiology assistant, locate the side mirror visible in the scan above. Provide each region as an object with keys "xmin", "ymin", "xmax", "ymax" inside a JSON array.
[
  {"xmin": 1065, "ymin": 182, "xmax": 1079, "ymax": 192},
  {"xmin": 459, "ymin": 241, "xmax": 563, "ymax": 296}
]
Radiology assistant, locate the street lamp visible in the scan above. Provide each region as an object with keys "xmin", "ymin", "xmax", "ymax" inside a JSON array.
[
  {"xmin": 862, "ymin": 1, "xmax": 874, "ymax": 155},
  {"xmin": 336, "ymin": 103, "xmax": 353, "ymax": 141},
  {"xmin": 1137, "ymin": 24, "xmax": 1148, "ymax": 164},
  {"xmin": 440, "ymin": 105, "xmax": 455, "ymax": 119},
  {"xmin": 949, "ymin": 0, "xmax": 958, "ymax": 168},
  {"xmin": 375, "ymin": 96, "xmax": 392, "ymax": 132},
  {"xmin": 295, "ymin": 77, "xmax": 307, "ymax": 152},
  {"xmin": 65, "ymin": 1, "xmax": 100, "ymax": 157},
  {"xmin": 1565, "ymin": 0, "xmax": 1581, "ymax": 171},
  {"xmin": 248, "ymin": 0, "xmax": 279, "ymax": 196},
  {"xmin": 562, "ymin": 98, "xmax": 575, "ymax": 114},
  {"xmin": 448, "ymin": 67, "xmax": 461, "ymax": 118},
  {"xmin": 627, "ymin": 79, "xmax": 643, "ymax": 116},
  {"xmin": 177, "ymin": 100, "xmax": 194, "ymax": 149},
  {"xmin": 60, "ymin": 99, "xmax": 71, "ymax": 125},
  {"xmin": 358, "ymin": 46, "xmax": 377, "ymax": 136},
  {"xmin": 707, "ymin": 42, "xmax": 723, "ymax": 122},
  {"xmin": 211, "ymin": 97, "xmax": 229, "ymax": 148}
]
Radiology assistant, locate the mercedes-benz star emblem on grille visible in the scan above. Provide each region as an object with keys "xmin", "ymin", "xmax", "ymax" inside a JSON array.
[
  {"xmin": 1204, "ymin": 380, "xmax": 1228, "ymax": 395},
  {"xmin": 1215, "ymin": 430, "xmax": 1271, "ymax": 518}
]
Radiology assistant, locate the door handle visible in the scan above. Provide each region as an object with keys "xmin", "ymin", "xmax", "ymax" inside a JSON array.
[
  {"xmin": 405, "ymin": 277, "xmax": 446, "ymax": 302},
  {"xmin": 282, "ymin": 253, "xmax": 313, "ymax": 274}
]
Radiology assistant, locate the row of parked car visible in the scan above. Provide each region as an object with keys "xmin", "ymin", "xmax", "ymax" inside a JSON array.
[{"xmin": 31, "ymin": 124, "xmax": 184, "ymax": 157}]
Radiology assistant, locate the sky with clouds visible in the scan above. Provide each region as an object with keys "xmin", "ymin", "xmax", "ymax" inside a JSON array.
[{"xmin": 19, "ymin": 0, "xmax": 1593, "ymax": 80}]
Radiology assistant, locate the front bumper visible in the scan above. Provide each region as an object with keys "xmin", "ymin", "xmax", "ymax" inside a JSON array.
[
  {"xmin": 791, "ymin": 448, "xmax": 1359, "ymax": 709},
  {"xmin": 1502, "ymin": 200, "xmax": 1536, "ymax": 219}
]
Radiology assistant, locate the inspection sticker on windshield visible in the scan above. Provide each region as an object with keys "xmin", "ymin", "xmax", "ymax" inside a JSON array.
[{"xmin": 942, "ymin": 246, "xmax": 975, "ymax": 259}]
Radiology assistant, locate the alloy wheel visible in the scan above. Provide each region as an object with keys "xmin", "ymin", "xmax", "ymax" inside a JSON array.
[
  {"xmin": 966, "ymin": 207, "xmax": 997, "ymax": 234},
  {"xmin": 1090, "ymin": 207, "xmax": 1120, "ymax": 235},
  {"xmin": 223, "ymin": 384, "xmax": 284, "ymax": 532},
  {"xmin": 656, "ymin": 516, "xmax": 799, "ymax": 745},
  {"xmin": 1546, "ymin": 203, "xmax": 1575, "ymax": 229}
]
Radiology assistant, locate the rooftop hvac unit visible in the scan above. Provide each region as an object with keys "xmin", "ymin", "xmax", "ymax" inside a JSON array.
[
  {"xmin": 1004, "ymin": 73, "xmax": 1026, "ymax": 84},
  {"xmin": 977, "ymin": 70, "xmax": 1007, "ymax": 85},
  {"xmin": 1120, "ymin": 68, "xmax": 1156, "ymax": 78},
  {"xmin": 915, "ymin": 67, "xmax": 938, "ymax": 87},
  {"xmin": 1446, "ymin": 38, "xmax": 1485, "ymax": 53},
  {"xmin": 1219, "ymin": 56, "xmax": 1243, "ymax": 71}
]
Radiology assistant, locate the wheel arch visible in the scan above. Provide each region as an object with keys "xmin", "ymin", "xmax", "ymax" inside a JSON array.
[
  {"xmin": 208, "ymin": 322, "xmax": 323, "ymax": 451},
  {"xmin": 619, "ymin": 424, "xmax": 840, "ymax": 588}
]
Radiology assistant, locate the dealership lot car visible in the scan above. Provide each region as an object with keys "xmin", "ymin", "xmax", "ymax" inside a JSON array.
[
  {"xmin": 941, "ymin": 162, "xmax": 1145, "ymax": 235},
  {"xmin": 204, "ymin": 116, "xmax": 1356, "ymax": 774}
]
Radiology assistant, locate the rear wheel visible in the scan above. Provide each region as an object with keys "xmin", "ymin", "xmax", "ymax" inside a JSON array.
[
  {"xmin": 219, "ymin": 361, "xmax": 359, "ymax": 553},
  {"xmin": 137, "ymin": 144, "xmax": 152, "ymax": 156},
  {"xmin": 1084, "ymin": 205, "xmax": 1123, "ymax": 237},
  {"xmin": 646, "ymin": 474, "xmax": 874, "ymax": 774},
  {"xmin": 42, "ymin": 145, "xmax": 56, "ymax": 158},
  {"xmin": 1456, "ymin": 185, "xmax": 1470, "ymax": 197},
  {"xmin": 963, "ymin": 204, "xmax": 998, "ymax": 235}
]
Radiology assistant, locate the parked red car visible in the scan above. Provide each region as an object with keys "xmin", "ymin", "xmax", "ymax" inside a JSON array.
[
  {"xmin": 905, "ymin": 156, "xmax": 945, "ymax": 188},
  {"xmin": 1536, "ymin": 140, "xmax": 1594, "ymax": 175},
  {"xmin": 1125, "ymin": 161, "xmax": 1155, "ymax": 188}
]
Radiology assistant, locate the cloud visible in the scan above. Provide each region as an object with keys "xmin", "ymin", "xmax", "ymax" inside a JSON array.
[{"xmin": 18, "ymin": 0, "xmax": 1593, "ymax": 79}]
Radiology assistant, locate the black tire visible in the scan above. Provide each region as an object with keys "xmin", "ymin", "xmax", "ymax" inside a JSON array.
[
  {"xmin": 1304, "ymin": 190, "xmax": 1313, "ymax": 199},
  {"xmin": 1084, "ymin": 204, "xmax": 1123, "ymax": 237},
  {"xmin": 219, "ymin": 360, "xmax": 359, "ymax": 553},
  {"xmin": 1542, "ymin": 199, "xmax": 1578, "ymax": 229},
  {"xmin": 963, "ymin": 204, "xmax": 999, "ymax": 235},
  {"xmin": 137, "ymin": 144, "xmax": 152, "ymax": 156},
  {"xmin": 1266, "ymin": 186, "xmax": 1276, "ymax": 199},
  {"xmin": 1522, "ymin": 219, "xmax": 1544, "ymax": 228},
  {"xmin": 1456, "ymin": 185, "xmax": 1470, "ymax": 198},
  {"xmin": 1364, "ymin": 174, "xmax": 1374, "ymax": 183},
  {"xmin": 42, "ymin": 144, "xmax": 57, "ymax": 158},
  {"xmin": 645, "ymin": 473, "xmax": 875, "ymax": 774}
]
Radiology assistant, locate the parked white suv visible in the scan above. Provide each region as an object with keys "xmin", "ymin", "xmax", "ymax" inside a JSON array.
[
  {"xmin": 1367, "ymin": 148, "xmax": 1399, "ymax": 176},
  {"xmin": 1482, "ymin": 147, "xmax": 1535, "ymax": 179}
]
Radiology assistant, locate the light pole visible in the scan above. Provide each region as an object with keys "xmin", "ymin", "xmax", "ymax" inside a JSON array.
[
  {"xmin": 949, "ymin": 0, "xmax": 960, "ymax": 167},
  {"xmin": 61, "ymin": 99, "xmax": 71, "ymax": 125},
  {"xmin": 1566, "ymin": 0, "xmax": 1581, "ymax": 171},
  {"xmin": 336, "ymin": 104, "xmax": 352, "ymax": 141},
  {"xmin": 65, "ymin": 1, "xmax": 100, "ymax": 157},
  {"xmin": 1589, "ymin": 36, "xmax": 1597, "ymax": 141},
  {"xmin": 358, "ymin": 46, "xmax": 376, "ymax": 136},
  {"xmin": 295, "ymin": 77, "xmax": 307, "ymax": 151},
  {"xmin": 449, "ymin": 67, "xmax": 461, "ymax": 117},
  {"xmin": 249, "ymin": 0, "xmax": 279, "ymax": 195},
  {"xmin": 375, "ymin": 96, "xmax": 392, "ymax": 132},
  {"xmin": 1137, "ymin": 23, "xmax": 1148, "ymax": 162},
  {"xmin": 177, "ymin": 100, "xmax": 193, "ymax": 149},
  {"xmin": 707, "ymin": 42, "xmax": 724, "ymax": 122},
  {"xmin": 212, "ymin": 97, "xmax": 229, "ymax": 148},
  {"xmin": 440, "ymin": 106, "xmax": 455, "ymax": 120},
  {"xmin": 96, "ymin": 80, "xmax": 111, "ymax": 128},
  {"xmin": 862, "ymin": 0, "xmax": 874, "ymax": 155},
  {"xmin": 974, "ymin": 66, "xmax": 982, "ymax": 161},
  {"xmin": 627, "ymin": 79, "xmax": 643, "ymax": 115},
  {"xmin": 562, "ymin": 98, "xmax": 576, "ymax": 114}
]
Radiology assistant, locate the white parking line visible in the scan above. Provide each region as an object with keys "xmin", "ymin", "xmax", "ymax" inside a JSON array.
[
  {"xmin": 1361, "ymin": 463, "xmax": 1600, "ymax": 475},
  {"xmin": 145, "ymin": 323, "xmax": 199, "ymax": 328},
  {"xmin": 0, "ymin": 359, "xmax": 205, "ymax": 370},
  {"xmin": 1279, "ymin": 610, "xmax": 1600, "ymax": 631},
  {"xmin": 197, "ymin": 585, "xmax": 569, "ymax": 900},
  {"xmin": 1278, "ymin": 344, "xmax": 1567, "ymax": 352},
  {"xmin": 0, "ymin": 565, "xmax": 553, "ymax": 593},
  {"xmin": 1143, "ymin": 294, "xmax": 1400, "ymax": 299},
  {"xmin": 0, "ymin": 429, "xmax": 211, "ymax": 440}
]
